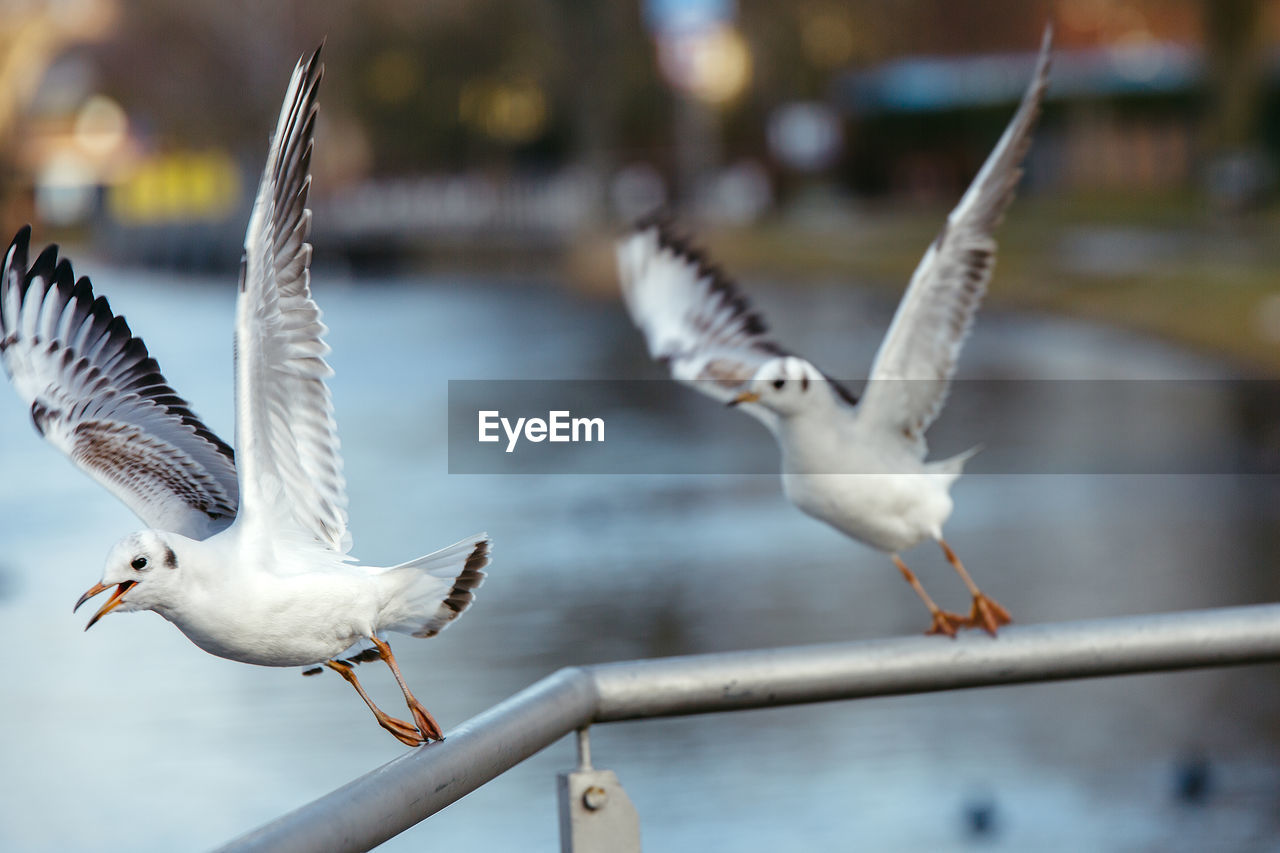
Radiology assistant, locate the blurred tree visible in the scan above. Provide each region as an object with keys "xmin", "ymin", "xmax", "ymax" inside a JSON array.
[
  {"xmin": 1200, "ymin": 0, "xmax": 1271, "ymax": 208},
  {"xmin": 534, "ymin": 0, "xmax": 628, "ymax": 218},
  {"xmin": 1202, "ymin": 0, "xmax": 1267, "ymax": 151},
  {"xmin": 95, "ymin": 0, "xmax": 299, "ymax": 147}
]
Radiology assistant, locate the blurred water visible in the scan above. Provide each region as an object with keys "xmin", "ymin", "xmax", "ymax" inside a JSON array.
[{"xmin": 0, "ymin": 265, "xmax": 1278, "ymax": 852}]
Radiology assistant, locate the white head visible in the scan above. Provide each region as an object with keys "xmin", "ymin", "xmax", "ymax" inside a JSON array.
[
  {"xmin": 74, "ymin": 530, "xmax": 185, "ymax": 629},
  {"xmin": 728, "ymin": 356, "xmax": 835, "ymax": 417}
]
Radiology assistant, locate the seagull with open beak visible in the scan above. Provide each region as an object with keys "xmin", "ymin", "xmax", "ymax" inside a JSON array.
[{"xmin": 0, "ymin": 48, "xmax": 491, "ymax": 747}]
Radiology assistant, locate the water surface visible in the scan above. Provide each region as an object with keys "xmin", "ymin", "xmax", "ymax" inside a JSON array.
[{"xmin": 0, "ymin": 266, "xmax": 1277, "ymax": 851}]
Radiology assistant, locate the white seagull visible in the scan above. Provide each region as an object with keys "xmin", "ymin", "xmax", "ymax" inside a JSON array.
[
  {"xmin": 616, "ymin": 30, "xmax": 1052, "ymax": 637},
  {"xmin": 0, "ymin": 48, "xmax": 489, "ymax": 746}
]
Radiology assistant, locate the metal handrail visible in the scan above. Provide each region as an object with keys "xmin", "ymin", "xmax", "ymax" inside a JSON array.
[{"xmin": 216, "ymin": 602, "xmax": 1280, "ymax": 853}]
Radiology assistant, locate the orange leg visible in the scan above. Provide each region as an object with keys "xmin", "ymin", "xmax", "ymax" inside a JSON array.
[
  {"xmin": 369, "ymin": 635, "xmax": 445, "ymax": 742},
  {"xmin": 938, "ymin": 539, "xmax": 1011, "ymax": 636},
  {"xmin": 324, "ymin": 659, "xmax": 425, "ymax": 746},
  {"xmin": 893, "ymin": 554, "xmax": 965, "ymax": 638}
]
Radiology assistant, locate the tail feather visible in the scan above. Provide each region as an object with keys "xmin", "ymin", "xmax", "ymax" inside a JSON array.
[
  {"xmin": 930, "ymin": 444, "xmax": 981, "ymax": 482},
  {"xmin": 377, "ymin": 533, "xmax": 491, "ymax": 638}
]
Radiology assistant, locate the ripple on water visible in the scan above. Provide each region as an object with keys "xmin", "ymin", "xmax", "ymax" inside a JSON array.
[{"xmin": 0, "ymin": 271, "xmax": 1277, "ymax": 852}]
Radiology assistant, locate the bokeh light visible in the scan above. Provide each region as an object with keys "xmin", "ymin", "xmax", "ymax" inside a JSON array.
[
  {"xmin": 34, "ymin": 150, "xmax": 95, "ymax": 225},
  {"xmin": 72, "ymin": 94, "xmax": 128, "ymax": 158},
  {"xmin": 458, "ymin": 77, "xmax": 548, "ymax": 143},
  {"xmin": 108, "ymin": 151, "xmax": 241, "ymax": 225},
  {"xmin": 657, "ymin": 24, "xmax": 752, "ymax": 105},
  {"xmin": 801, "ymin": 10, "xmax": 857, "ymax": 69},
  {"xmin": 366, "ymin": 49, "xmax": 420, "ymax": 105}
]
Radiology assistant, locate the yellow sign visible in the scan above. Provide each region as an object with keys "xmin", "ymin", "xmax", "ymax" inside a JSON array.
[{"xmin": 108, "ymin": 151, "xmax": 241, "ymax": 225}]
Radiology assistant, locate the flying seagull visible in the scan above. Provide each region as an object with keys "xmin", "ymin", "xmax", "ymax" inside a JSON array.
[
  {"xmin": 0, "ymin": 47, "xmax": 489, "ymax": 745},
  {"xmin": 616, "ymin": 29, "xmax": 1052, "ymax": 637}
]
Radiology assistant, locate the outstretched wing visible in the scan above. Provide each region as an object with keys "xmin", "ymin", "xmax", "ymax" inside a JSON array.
[
  {"xmin": 617, "ymin": 221, "xmax": 780, "ymax": 398},
  {"xmin": 0, "ymin": 227, "xmax": 238, "ymax": 539},
  {"xmin": 858, "ymin": 26, "xmax": 1052, "ymax": 454},
  {"xmin": 617, "ymin": 220, "xmax": 859, "ymax": 410},
  {"xmin": 234, "ymin": 47, "xmax": 350, "ymax": 553}
]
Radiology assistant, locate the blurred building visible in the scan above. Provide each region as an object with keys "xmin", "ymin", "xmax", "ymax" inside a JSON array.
[
  {"xmin": 835, "ymin": 40, "xmax": 1203, "ymax": 198},
  {"xmin": 0, "ymin": 1, "xmax": 1278, "ymax": 262}
]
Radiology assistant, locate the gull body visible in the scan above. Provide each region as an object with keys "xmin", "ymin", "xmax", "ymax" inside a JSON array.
[
  {"xmin": 1, "ymin": 48, "xmax": 489, "ymax": 745},
  {"xmin": 784, "ymin": 465, "xmax": 958, "ymax": 557},
  {"xmin": 752, "ymin": 357, "xmax": 970, "ymax": 555},
  {"xmin": 99, "ymin": 526, "xmax": 481, "ymax": 670},
  {"xmin": 103, "ymin": 530, "xmax": 377, "ymax": 668},
  {"xmin": 617, "ymin": 29, "xmax": 1053, "ymax": 636}
]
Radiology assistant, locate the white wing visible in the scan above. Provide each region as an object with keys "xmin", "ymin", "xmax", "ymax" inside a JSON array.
[
  {"xmin": 617, "ymin": 221, "xmax": 860, "ymax": 409},
  {"xmin": 0, "ymin": 227, "xmax": 238, "ymax": 539},
  {"xmin": 858, "ymin": 27, "xmax": 1052, "ymax": 453},
  {"xmin": 234, "ymin": 48, "xmax": 350, "ymax": 553}
]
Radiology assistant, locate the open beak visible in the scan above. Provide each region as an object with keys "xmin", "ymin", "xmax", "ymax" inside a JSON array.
[
  {"xmin": 727, "ymin": 391, "xmax": 760, "ymax": 408},
  {"xmin": 74, "ymin": 580, "xmax": 137, "ymax": 631}
]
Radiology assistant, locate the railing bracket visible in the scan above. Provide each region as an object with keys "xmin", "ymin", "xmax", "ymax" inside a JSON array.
[{"xmin": 557, "ymin": 727, "xmax": 642, "ymax": 852}]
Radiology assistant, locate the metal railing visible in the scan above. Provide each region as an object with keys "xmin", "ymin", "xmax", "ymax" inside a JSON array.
[{"xmin": 216, "ymin": 602, "xmax": 1280, "ymax": 853}]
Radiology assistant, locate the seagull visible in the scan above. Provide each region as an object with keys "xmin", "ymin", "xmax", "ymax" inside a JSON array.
[
  {"xmin": 616, "ymin": 30, "xmax": 1052, "ymax": 637},
  {"xmin": 0, "ymin": 48, "xmax": 489, "ymax": 746}
]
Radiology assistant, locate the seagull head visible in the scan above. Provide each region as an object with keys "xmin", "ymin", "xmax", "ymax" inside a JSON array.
[
  {"xmin": 729, "ymin": 357, "xmax": 827, "ymax": 417},
  {"xmin": 75, "ymin": 530, "xmax": 184, "ymax": 630}
]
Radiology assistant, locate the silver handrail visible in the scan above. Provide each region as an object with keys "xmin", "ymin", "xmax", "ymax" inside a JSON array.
[{"xmin": 216, "ymin": 602, "xmax": 1280, "ymax": 853}]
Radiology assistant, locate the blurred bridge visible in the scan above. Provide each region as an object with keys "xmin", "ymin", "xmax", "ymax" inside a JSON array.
[{"xmin": 312, "ymin": 171, "xmax": 597, "ymax": 257}]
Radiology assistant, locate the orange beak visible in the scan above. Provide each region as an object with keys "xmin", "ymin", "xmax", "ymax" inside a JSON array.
[
  {"xmin": 74, "ymin": 580, "xmax": 137, "ymax": 631},
  {"xmin": 727, "ymin": 391, "xmax": 760, "ymax": 407}
]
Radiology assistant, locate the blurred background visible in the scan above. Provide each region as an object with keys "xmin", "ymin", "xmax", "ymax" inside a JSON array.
[
  {"xmin": 2, "ymin": 0, "xmax": 1280, "ymax": 851},
  {"xmin": 3, "ymin": 0, "xmax": 1280, "ymax": 363}
]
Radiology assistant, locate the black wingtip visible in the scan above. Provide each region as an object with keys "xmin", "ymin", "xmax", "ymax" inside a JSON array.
[
  {"xmin": 635, "ymin": 214, "xmax": 747, "ymax": 295},
  {"xmin": 53, "ymin": 258, "xmax": 75, "ymax": 289},
  {"xmin": 634, "ymin": 213, "xmax": 707, "ymax": 270},
  {"xmin": 1031, "ymin": 22, "xmax": 1054, "ymax": 88},
  {"xmin": 629, "ymin": 213, "xmax": 783, "ymax": 354},
  {"xmin": 302, "ymin": 41, "xmax": 324, "ymax": 84},
  {"xmin": 635, "ymin": 211, "xmax": 712, "ymax": 270},
  {"xmin": 104, "ymin": 313, "xmax": 133, "ymax": 344},
  {"xmin": 4, "ymin": 226, "xmax": 31, "ymax": 282},
  {"xmin": 29, "ymin": 243, "xmax": 60, "ymax": 289}
]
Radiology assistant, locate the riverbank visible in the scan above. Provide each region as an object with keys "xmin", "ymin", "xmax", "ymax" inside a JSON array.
[{"xmin": 567, "ymin": 192, "xmax": 1280, "ymax": 375}]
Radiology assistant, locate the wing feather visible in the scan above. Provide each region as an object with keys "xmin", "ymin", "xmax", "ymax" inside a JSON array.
[
  {"xmin": 0, "ymin": 227, "xmax": 238, "ymax": 539},
  {"xmin": 858, "ymin": 26, "xmax": 1053, "ymax": 453},
  {"xmin": 617, "ymin": 220, "xmax": 859, "ymax": 409},
  {"xmin": 234, "ymin": 47, "xmax": 351, "ymax": 553}
]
